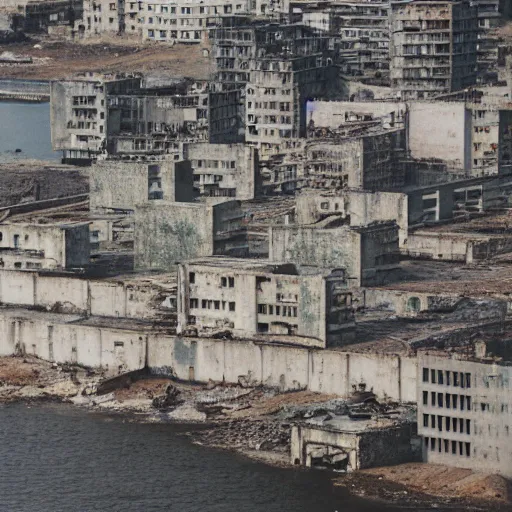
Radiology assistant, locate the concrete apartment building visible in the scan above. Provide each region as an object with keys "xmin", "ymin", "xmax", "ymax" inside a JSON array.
[
  {"xmin": 390, "ymin": 0, "xmax": 478, "ymax": 100},
  {"xmin": 177, "ymin": 258, "xmax": 355, "ymax": 347},
  {"xmin": 418, "ymin": 347, "xmax": 512, "ymax": 478},
  {"xmin": 78, "ymin": 0, "xmax": 125, "ymax": 37},
  {"xmin": 297, "ymin": 0, "xmax": 391, "ymax": 81},
  {"xmin": 50, "ymin": 74, "xmax": 143, "ymax": 163},
  {"xmin": 296, "ymin": 189, "xmax": 409, "ymax": 245},
  {"xmin": 184, "ymin": 143, "xmax": 260, "ymax": 199},
  {"xmin": 51, "ymin": 76, "xmax": 234, "ymax": 162},
  {"xmin": 139, "ymin": 0, "xmax": 249, "ymax": 43},
  {"xmin": 0, "ymin": 221, "xmax": 90, "ymax": 270},
  {"xmin": 269, "ymin": 219, "xmax": 400, "ymax": 287},
  {"xmin": 135, "ymin": 200, "xmax": 248, "ymax": 269}
]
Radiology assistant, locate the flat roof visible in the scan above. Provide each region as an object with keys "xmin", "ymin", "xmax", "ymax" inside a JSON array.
[{"xmin": 184, "ymin": 256, "xmax": 344, "ymax": 276}]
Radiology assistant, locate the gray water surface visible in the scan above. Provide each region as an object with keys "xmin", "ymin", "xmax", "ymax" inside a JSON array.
[
  {"xmin": 0, "ymin": 101, "xmax": 60, "ymax": 162},
  {"xmin": 0, "ymin": 403, "xmax": 399, "ymax": 512}
]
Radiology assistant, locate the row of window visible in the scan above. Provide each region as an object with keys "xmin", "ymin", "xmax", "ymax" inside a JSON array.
[
  {"xmin": 422, "ymin": 414, "xmax": 471, "ymax": 434},
  {"xmin": 258, "ymin": 304, "xmax": 298, "ymax": 318},
  {"xmin": 423, "ymin": 391, "xmax": 472, "ymax": 411},
  {"xmin": 424, "ymin": 437, "xmax": 471, "ymax": 457},
  {"xmin": 192, "ymin": 160, "xmax": 236, "ymax": 169},
  {"xmin": 247, "ymin": 101, "xmax": 291, "ymax": 111},
  {"xmin": 422, "ymin": 368, "xmax": 472, "ymax": 388},
  {"xmin": 190, "ymin": 298, "xmax": 236, "ymax": 312},
  {"xmin": 247, "ymin": 115, "xmax": 292, "ymax": 125},
  {"xmin": 147, "ymin": 29, "xmax": 201, "ymax": 39}
]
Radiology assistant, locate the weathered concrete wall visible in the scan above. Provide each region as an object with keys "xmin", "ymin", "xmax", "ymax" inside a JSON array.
[
  {"xmin": 134, "ymin": 201, "xmax": 214, "ymax": 270},
  {"xmin": 418, "ymin": 352, "xmax": 512, "ymax": 478},
  {"xmin": 269, "ymin": 223, "xmax": 399, "ymax": 287},
  {"xmin": 295, "ymin": 190, "xmax": 408, "ymax": 246},
  {"xmin": 405, "ymin": 231, "xmax": 512, "ymax": 262},
  {"xmin": 90, "ymin": 160, "xmax": 193, "ymax": 212},
  {"xmin": 0, "ymin": 270, "xmax": 170, "ymax": 319},
  {"xmin": 0, "ymin": 307, "xmax": 417, "ymax": 400},
  {"xmin": 408, "ymin": 102, "xmax": 471, "ymax": 171}
]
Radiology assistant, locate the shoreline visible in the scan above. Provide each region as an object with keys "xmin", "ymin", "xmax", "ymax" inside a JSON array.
[{"xmin": 0, "ymin": 355, "xmax": 510, "ymax": 511}]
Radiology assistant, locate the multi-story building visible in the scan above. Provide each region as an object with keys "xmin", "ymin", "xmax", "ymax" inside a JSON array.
[
  {"xmin": 298, "ymin": 0, "xmax": 390, "ymax": 81},
  {"xmin": 418, "ymin": 347, "xmax": 512, "ymax": 478},
  {"xmin": 51, "ymin": 75, "xmax": 232, "ymax": 163},
  {"xmin": 51, "ymin": 74, "xmax": 143, "ymax": 164},
  {"xmin": 177, "ymin": 257, "xmax": 355, "ymax": 347},
  {"xmin": 139, "ymin": 0, "xmax": 249, "ymax": 43},
  {"xmin": 472, "ymin": 0, "xmax": 504, "ymax": 84},
  {"xmin": 184, "ymin": 142, "xmax": 260, "ymax": 199},
  {"xmin": 78, "ymin": 0, "xmax": 125, "ymax": 37},
  {"xmin": 390, "ymin": 0, "xmax": 478, "ymax": 99},
  {"xmin": 0, "ymin": 221, "xmax": 90, "ymax": 270}
]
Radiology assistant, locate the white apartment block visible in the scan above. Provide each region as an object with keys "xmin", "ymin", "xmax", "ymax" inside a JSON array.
[{"xmin": 140, "ymin": 0, "xmax": 249, "ymax": 43}]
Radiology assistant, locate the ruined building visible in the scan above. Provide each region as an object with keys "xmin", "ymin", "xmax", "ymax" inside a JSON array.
[
  {"xmin": 418, "ymin": 345, "xmax": 512, "ymax": 478},
  {"xmin": 390, "ymin": 0, "xmax": 478, "ymax": 99},
  {"xmin": 177, "ymin": 258, "xmax": 355, "ymax": 347},
  {"xmin": 296, "ymin": 0, "xmax": 391, "ymax": 82}
]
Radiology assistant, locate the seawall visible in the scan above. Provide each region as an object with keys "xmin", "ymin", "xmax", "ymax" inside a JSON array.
[{"xmin": 0, "ymin": 307, "xmax": 418, "ymax": 401}]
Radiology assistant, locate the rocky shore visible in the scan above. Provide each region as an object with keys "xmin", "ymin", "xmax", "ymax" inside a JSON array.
[{"xmin": 1, "ymin": 355, "xmax": 510, "ymax": 511}]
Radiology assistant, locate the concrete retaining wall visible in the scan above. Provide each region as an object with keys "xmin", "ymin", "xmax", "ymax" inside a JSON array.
[{"xmin": 0, "ymin": 308, "xmax": 417, "ymax": 401}]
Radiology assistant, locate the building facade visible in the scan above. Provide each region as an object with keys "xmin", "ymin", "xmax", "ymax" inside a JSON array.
[
  {"xmin": 418, "ymin": 350, "xmax": 512, "ymax": 478},
  {"xmin": 177, "ymin": 258, "xmax": 355, "ymax": 347},
  {"xmin": 390, "ymin": 0, "xmax": 478, "ymax": 99}
]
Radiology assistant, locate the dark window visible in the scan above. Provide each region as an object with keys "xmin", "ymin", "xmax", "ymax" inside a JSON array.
[
  {"xmin": 258, "ymin": 304, "xmax": 267, "ymax": 314},
  {"xmin": 423, "ymin": 368, "xmax": 429, "ymax": 382},
  {"xmin": 438, "ymin": 393, "xmax": 443, "ymax": 407},
  {"xmin": 431, "ymin": 438, "xmax": 436, "ymax": 451},
  {"xmin": 189, "ymin": 272, "xmax": 195, "ymax": 284},
  {"xmin": 423, "ymin": 414, "xmax": 429, "ymax": 427},
  {"xmin": 423, "ymin": 391, "xmax": 428, "ymax": 405},
  {"xmin": 229, "ymin": 302, "xmax": 235, "ymax": 312},
  {"xmin": 221, "ymin": 277, "xmax": 227, "ymax": 287},
  {"xmin": 437, "ymin": 415, "xmax": 443, "ymax": 431},
  {"xmin": 14, "ymin": 262, "xmax": 22, "ymax": 269},
  {"xmin": 190, "ymin": 298, "xmax": 198, "ymax": 309},
  {"xmin": 444, "ymin": 439, "xmax": 449, "ymax": 453},
  {"xmin": 453, "ymin": 372, "xmax": 459, "ymax": 386},
  {"xmin": 467, "ymin": 396, "xmax": 471, "ymax": 410},
  {"xmin": 257, "ymin": 322, "xmax": 269, "ymax": 333},
  {"xmin": 446, "ymin": 371, "xmax": 451, "ymax": 386},
  {"xmin": 201, "ymin": 299, "xmax": 207, "ymax": 309},
  {"xmin": 466, "ymin": 419, "xmax": 471, "ymax": 434},
  {"xmin": 446, "ymin": 417, "xmax": 450, "ymax": 431},
  {"xmin": 431, "ymin": 391, "xmax": 436, "ymax": 406},
  {"xmin": 228, "ymin": 277, "xmax": 235, "ymax": 288},
  {"xmin": 465, "ymin": 442, "xmax": 471, "ymax": 457},
  {"xmin": 446, "ymin": 393, "xmax": 451, "ymax": 408},
  {"xmin": 438, "ymin": 370, "xmax": 444, "ymax": 385},
  {"xmin": 465, "ymin": 373, "xmax": 471, "ymax": 388},
  {"xmin": 452, "ymin": 441, "xmax": 457, "ymax": 455},
  {"xmin": 431, "ymin": 415, "xmax": 435, "ymax": 428},
  {"xmin": 431, "ymin": 369, "xmax": 436, "ymax": 384},
  {"xmin": 452, "ymin": 394, "xmax": 458, "ymax": 409},
  {"xmin": 214, "ymin": 300, "xmax": 220, "ymax": 310},
  {"xmin": 460, "ymin": 372, "xmax": 465, "ymax": 388}
]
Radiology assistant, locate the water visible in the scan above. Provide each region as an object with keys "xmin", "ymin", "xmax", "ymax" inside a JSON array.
[
  {"xmin": 0, "ymin": 101, "xmax": 60, "ymax": 162},
  {"xmin": 0, "ymin": 403, "xmax": 399, "ymax": 512}
]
